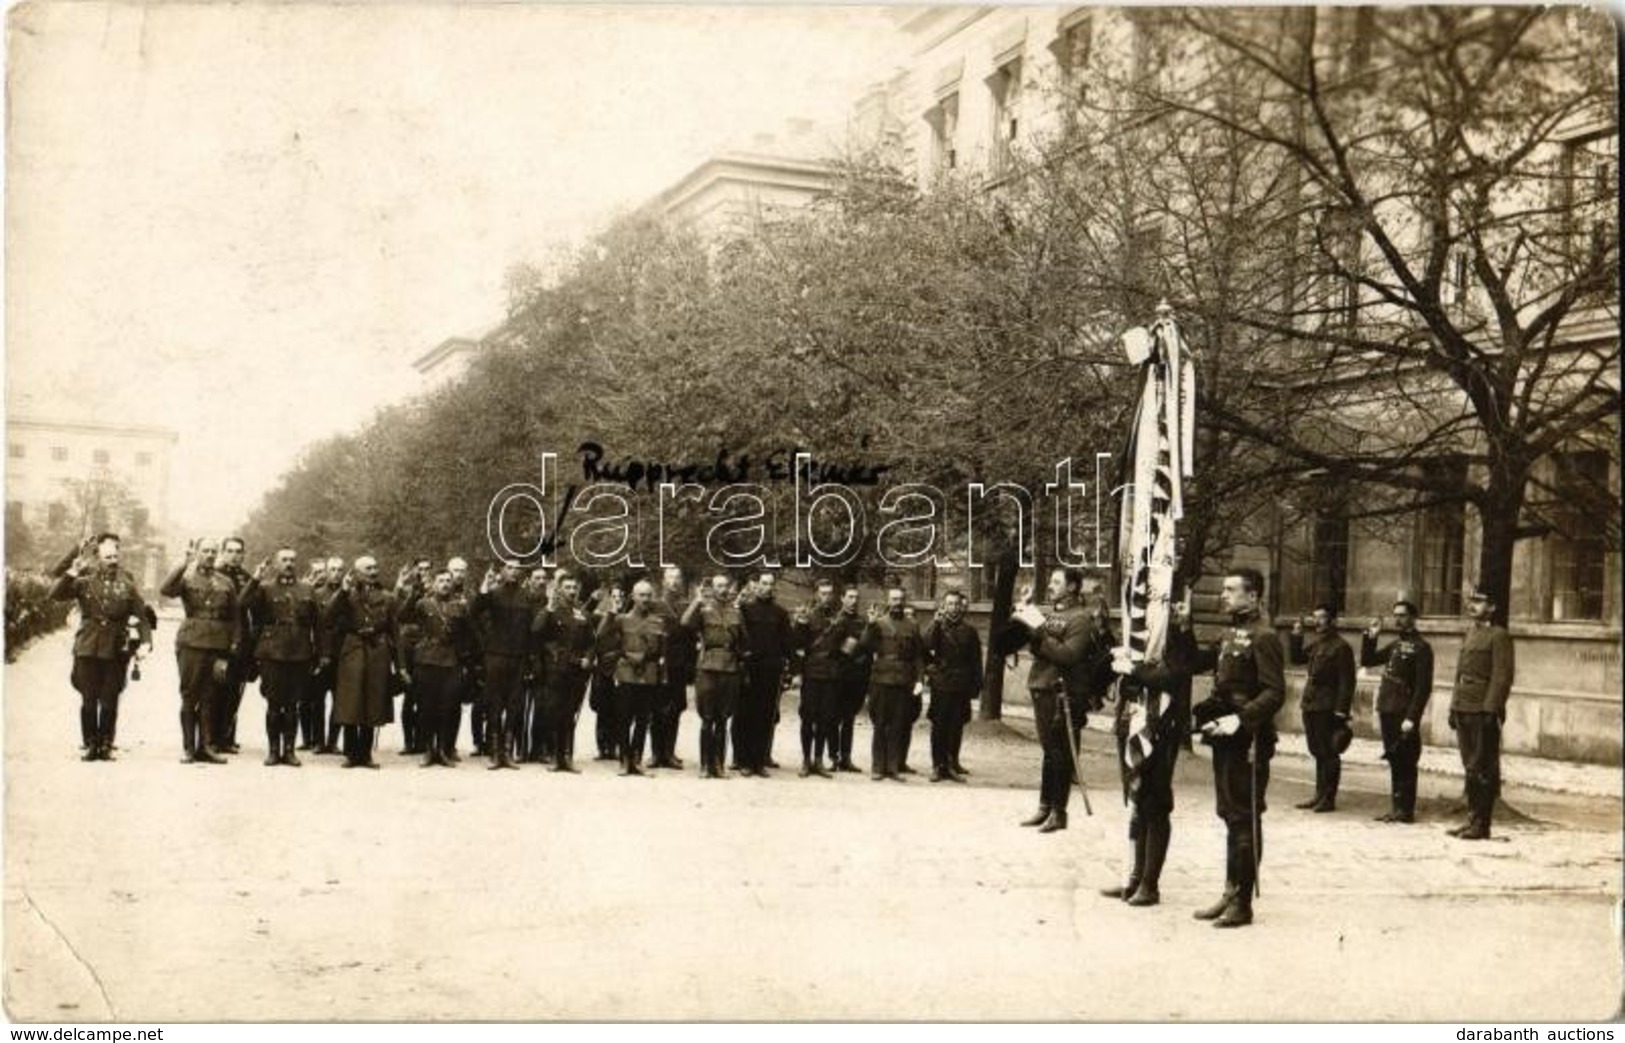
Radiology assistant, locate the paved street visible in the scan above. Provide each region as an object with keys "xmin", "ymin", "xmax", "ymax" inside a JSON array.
[{"xmin": 5, "ymin": 625, "xmax": 1621, "ymax": 1022}]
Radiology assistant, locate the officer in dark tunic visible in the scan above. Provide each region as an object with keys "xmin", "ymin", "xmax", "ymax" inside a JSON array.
[
  {"xmin": 649, "ymin": 565, "xmax": 695, "ymax": 770},
  {"xmin": 392, "ymin": 560, "xmax": 431, "ymax": 757},
  {"xmin": 215, "ymin": 536, "xmax": 253, "ymax": 754},
  {"xmin": 1014, "ymin": 569, "xmax": 1112, "ymax": 833},
  {"xmin": 443, "ymin": 556, "xmax": 475, "ymax": 761},
  {"xmin": 470, "ymin": 562, "xmax": 540, "ymax": 770},
  {"xmin": 587, "ymin": 585, "xmax": 626, "ymax": 760},
  {"xmin": 596, "ymin": 579, "xmax": 667, "ymax": 777},
  {"xmin": 829, "ymin": 586, "xmax": 869, "ymax": 772},
  {"xmin": 861, "ymin": 586, "xmax": 924, "ymax": 782},
  {"xmin": 738, "ymin": 573, "xmax": 793, "ymax": 777},
  {"xmin": 326, "ymin": 555, "xmax": 398, "ymax": 769},
  {"xmin": 1186, "ymin": 567, "xmax": 1285, "ymax": 929},
  {"xmin": 299, "ymin": 558, "xmax": 338, "ymax": 752},
  {"xmin": 1361, "ymin": 599, "xmax": 1434, "ymax": 824},
  {"xmin": 1103, "ymin": 619, "xmax": 1195, "ymax": 907},
  {"xmin": 924, "ymin": 589, "xmax": 982, "ymax": 783},
  {"xmin": 1288, "ymin": 603, "xmax": 1356, "ymax": 813},
  {"xmin": 1447, "ymin": 586, "xmax": 1515, "ymax": 841},
  {"xmin": 397, "ymin": 569, "xmax": 477, "ymax": 768},
  {"xmin": 520, "ymin": 567, "xmax": 552, "ymax": 762},
  {"xmin": 311, "ymin": 556, "xmax": 346, "ymax": 755},
  {"xmin": 533, "ymin": 572, "xmax": 597, "ymax": 774},
  {"xmin": 240, "ymin": 548, "xmax": 322, "ymax": 766},
  {"xmin": 684, "ymin": 574, "xmax": 747, "ymax": 778},
  {"xmin": 160, "ymin": 538, "xmax": 241, "ymax": 764},
  {"xmin": 791, "ymin": 580, "xmax": 841, "ymax": 777},
  {"xmin": 50, "ymin": 534, "xmax": 152, "ymax": 761}
]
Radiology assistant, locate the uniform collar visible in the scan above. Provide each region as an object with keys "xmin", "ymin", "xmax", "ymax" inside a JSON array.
[{"xmin": 1230, "ymin": 607, "xmax": 1260, "ymax": 626}]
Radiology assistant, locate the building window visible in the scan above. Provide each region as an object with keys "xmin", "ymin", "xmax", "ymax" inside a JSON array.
[
  {"xmin": 7, "ymin": 444, "xmax": 23, "ymax": 459},
  {"xmin": 136, "ymin": 452, "xmax": 153, "ymax": 467},
  {"xmin": 927, "ymin": 92, "xmax": 959, "ymax": 174},
  {"xmin": 1415, "ymin": 459, "xmax": 1466, "ymax": 616},
  {"xmin": 47, "ymin": 502, "xmax": 67, "ymax": 529},
  {"xmin": 987, "ymin": 59, "xmax": 1022, "ymax": 179},
  {"xmin": 1310, "ymin": 509, "xmax": 1349, "ymax": 614},
  {"xmin": 50, "ymin": 446, "xmax": 68, "ymax": 462},
  {"xmin": 93, "ymin": 449, "xmax": 110, "ymax": 465},
  {"xmin": 1051, "ymin": 12, "xmax": 1093, "ymax": 105},
  {"xmin": 1550, "ymin": 451, "xmax": 1609, "ymax": 621}
]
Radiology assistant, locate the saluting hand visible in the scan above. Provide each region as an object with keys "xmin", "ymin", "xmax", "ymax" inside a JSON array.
[
  {"xmin": 1366, "ymin": 617, "xmax": 1382, "ymax": 637},
  {"xmin": 866, "ymin": 604, "xmax": 882, "ymax": 623},
  {"xmin": 253, "ymin": 559, "xmax": 270, "ymax": 582}
]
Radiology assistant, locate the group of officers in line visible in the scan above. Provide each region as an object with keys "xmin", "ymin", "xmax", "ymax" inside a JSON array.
[{"xmin": 50, "ymin": 532, "xmax": 1515, "ymax": 931}]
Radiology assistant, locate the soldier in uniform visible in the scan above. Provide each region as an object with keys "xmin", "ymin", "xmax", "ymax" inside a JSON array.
[
  {"xmin": 649, "ymin": 565, "xmax": 695, "ymax": 770},
  {"xmin": 397, "ymin": 569, "xmax": 477, "ymax": 768},
  {"xmin": 792, "ymin": 580, "xmax": 842, "ymax": 777},
  {"xmin": 444, "ymin": 556, "xmax": 475, "ymax": 760},
  {"xmin": 1288, "ymin": 603, "xmax": 1356, "ymax": 813},
  {"xmin": 1016, "ymin": 568, "xmax": 1113, "ymax": 832},
  {"xmin": 471, "ymin": 561, "xmax": 540, "ymax": 770},
  {"xmin": 314, "ymin": 556, "xmax": 347, "ymax": 755},
  {"xmin": 533, "ymin": 571, "xmax": 597, "ymax": 773},
  {"xmin": 1361, "ymin": 599, "xmax": 1434, "ymax": 824},
  {"xmin": 924, "ymin": 589, "xmax": 982, "ymax": 783},
  {"xmin": 860, "ymin": 585, "xmax": 924, "ymax": 782},
  {"xmin": 588, "ymin": 585, "xmax": 626, "ymax": 760},
  {"xmin": 1186, "ymin": 567, "xmax": 1285, "ymax": 929},
  {"xmin": 1447, "ymin": 586, "xmax": 1515, "ymax": 841},
  {"xmin": 520, "ymin": 567, "xmax": 552, "ymax": 763},
  {"xmin": 160, "ymin": 538, "xmax": 241, "ymax": 764},
  {"xmin": 1103, "ymin": 617, "xmax": 1196, "ymax": 907},
  {"xmin": 50, "ymin": 534, "xmax": 152, "ymax": 761},
  {"xmin": 216, "ymin": 536, "xmax": 254, "ymax": 754},
  {"xmin": 326, "ymin": 555, "xmax": 398, "ymax": 769},
  {"xmin": 830, "ymin": 586, "xmax": 869, "ymax": 772},
  {"xmin": 392, "ymin": 560, "xmax": 432, "ymax": 757},
  {"xmin": 240, "ymin": 548, "xmax": 322, "ymax": 766},
  {"xmin": 683, "ymin": 574, "xmax": 748, "ymax": 778},
  {"xmin": 596, "ymin": 579, "xmax": 667, "ymax": 777},
  {"xmin": 738, "ymin": 572, "xmax": 793, "ymax": 777}
]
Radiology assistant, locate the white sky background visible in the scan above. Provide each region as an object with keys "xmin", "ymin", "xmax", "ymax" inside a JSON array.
[{"xmin": 6, "ymin": 2, "xmax": 900, "ymax": 536}]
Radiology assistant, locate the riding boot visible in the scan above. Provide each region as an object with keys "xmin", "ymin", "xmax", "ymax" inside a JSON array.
[
  {"xmin": 180, "ymin": 709, "xmax": 198, "ymax": 762},
  {"xmin": 1101, "ymin": 827, "xmax": 1146, "ymax": 899},
  {"xmin": 264, "ymin": 710, "xmax": 282, "ymax": 765},
  {"xmin": 1129, "ymin": 817, "xmax": 1170, "ymax": 906}
]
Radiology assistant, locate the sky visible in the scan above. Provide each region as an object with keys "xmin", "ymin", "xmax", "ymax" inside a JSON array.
[{"xmin": 6, "ymin": 2, "xmax": 901, "ymax": 535}]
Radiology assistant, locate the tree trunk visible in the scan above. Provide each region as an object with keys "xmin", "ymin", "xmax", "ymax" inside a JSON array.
[
  {"xmin": 1475, "ymin": 460, "xmax": 1530, "ymax": 628},
  {"xmin": 979, "ymin": 541, "xmax": 1021, "ymax": 721}
]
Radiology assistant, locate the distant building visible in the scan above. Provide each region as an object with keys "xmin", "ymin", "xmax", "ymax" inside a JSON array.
[{"xmin": 5, "ymin": 413, "xmax": 178, "ymax": 592}]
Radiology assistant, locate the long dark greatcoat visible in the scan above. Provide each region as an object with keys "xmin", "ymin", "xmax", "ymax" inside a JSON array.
[{"xmin": 328, "ymin": 583, "xmax": 398, "ymax": 727}]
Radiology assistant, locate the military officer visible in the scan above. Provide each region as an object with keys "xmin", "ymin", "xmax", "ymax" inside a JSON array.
[
  {"xmin": 471, "ymin": 561, "xmax": 540, "ymax": 770},
  {"xmin": 533, "ymin": 571, "xmax": 597, "ymax": 773},
  {"xmin": 393, "ymin": 560, "xmax": 432, "ymax": 757},
  {"xmin": 860, "ymin": 585, "xmax": 925, "ymax": 782},
  {"xmin": 596, "ymin": 579, "xmax": 666, "ymax": 777},
  {"xmin": 521, "ymin": 566, "xmax": 552, "ymax": 762},
  {"xmin": 1103, "ymin": 617, "xmax": 1196, "ymax": 908},
  {"xmin": 1447, "ymin": 586, "xmax": 1515, "ymax": 841},
  {"xmin": 398, "ymin": 569, "xmax": 477, "ymax": 768},
  {"xmin": 1288, "ymin": 603, "xmax": 1356, "ymax": 812},
  {"xmin": 588, "ymin": 585, "xmax": 626, "ymax": 761},
  {"xmin": 1016, "ymin": 568, "xmax": 1113, "ymax": 832},
  {"xmin": 443, "ymin": 555, "xmax": 475, "ymax": 761},
  {"xmin": 792, "ymin": 579, "xmax": 842, "ymax": 776},
  {"xmin": 1186, "ymin": 567, "xmax": 1285, "ymax": 928},
  {"xmin": 738, "ymin": 572, "xmax": 793, "ymax": 776},
  {"xmin": 1361, "ymin": 599, "xmax": 1434, "ymax": 824},
  {"xmin": 649, "ymin": 565, "xmax": 695, "ymax": 770},
  {"xmin": 829, "ymin": 586, "xmax": 869, "ymax": 773},
  {"xmin": 684, "ymin": 574, "xmax": 748, "ymax": 778},
  {"xmin": 314, "ymin": 556, "xmax": 347, "ymax": 755},
  {"xmin": 240, "ymin": 548, "xmax": 322, "ymax": 766},
  {"xmin": 924, "ymin": 589, "xmax": 983, "ymax": 783},
  {"xmin": 326, "ymin": 556, "xmax": 399, "ymax": 769},
  {"xmin": 216, "ymin": 536, "xmax": 254, "ymax": 754},
  {"xmin": 160, "ymin": 538, "xmax": 241, "ymax": 764},
  {"xmin": 50, "ymin": 534, "xmax": 152, "ymax": 761}
]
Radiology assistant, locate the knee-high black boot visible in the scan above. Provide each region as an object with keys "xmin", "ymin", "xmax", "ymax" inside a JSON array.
[
  {"xmin": 1131, "ymin": 816, "xmax": 1170, "ymax": 906},
  {"xmin": 265, "ymin": 709, "xmax": 282, "ymax": 765}
]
